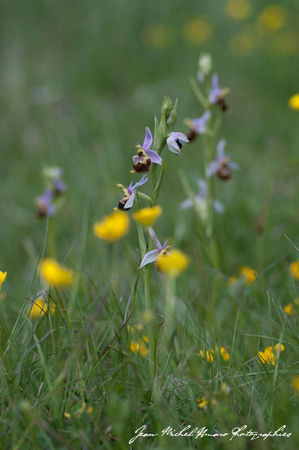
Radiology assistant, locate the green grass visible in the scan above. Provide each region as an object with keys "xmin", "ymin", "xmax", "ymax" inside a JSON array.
[{"xmin": 0, "ymin": 0, "xmax": 298, "ymax": 448}]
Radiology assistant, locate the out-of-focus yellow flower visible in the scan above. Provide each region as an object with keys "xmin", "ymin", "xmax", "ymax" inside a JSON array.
[
  {"xmin": 291, "ymin": 376, "xmax": 299, "ymax": 393},
  {"xmin": 220, "ymin": 347, "xmax": 230, "ymax": 361},
  {"xmin": 197, "ymin": 397, "xmax": 208, "ymax": 409},
  {"xmin": 86, "ymin": 406, "xmax": 93, "ymax": 414},
  {"xmin": 183, "ymin": 17, "xmax": 213, "ymax": 46},
  {"xmin": 294, "ymin": 298, "xmax": 299, "ymax": 306},
  {"xmin": 258, "ymin": 6, "xmax": 287, "ymax": 32},
  {"xmin": 226, "ymin": 0, "xmax": 251, "ymax": 21},
  {"xmin": 227, "ymin": 276, "xmax": 237, "ymax": 286},
  {"xmin": 39, "ymin": 258, "xmax": 74, "ymax": 287},
  {"xmin": 156, "ymin": 249, "xmax": 189, "ymax": 278},
  {"xmin": 240, "ymin": 266, "xmax": 257, "ymax": 285},
  {"xmin": 258, "ymin": 346, "xmax": 275, "ymax": 366},
  {"xmin": 141, "ymin": 24, "xmax": 173, "ymax": 48},
  {"xmin": 290, "ymin": 261, "xmax": 299, "ymax": 279},
  {"xmin": 0, "ymin": 271, "xmax": 7, "ymax": 289},
  {"xmin": 93, "ymin": 210, "xmax": 129, "ymax": 242},
  {"xmin": 133, "ymin": 206, "xmax": 162, "ymax": 227},
  {"xmin": 284, "ymin": 303, "xmax": 294, "ymax": 315},
  {"xmin": 28, "ymin": 296, "xmax": 55, "ymax": 319},
  {"xmin": 130, "ymin": 335, "xmax": 149, "ymax": 357},
  {"xmin": 288, "ymin": 94, "xmax": 299, "ymax": 111},
  {"xmin": 199, "ymin": 349, "xmax": 214, "ymax": 363},
  {"xmin": 274, "ymin": 343, "xmax": 285, "ymax": 353},
  {"xmin": 230, "ymin": 33, "xmax": 254, "ymax": 56}
]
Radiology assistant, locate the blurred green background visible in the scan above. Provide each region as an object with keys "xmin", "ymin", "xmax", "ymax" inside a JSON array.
[{"xmin": 1, "ymin": 0, "xmax": 298, "ymax": 303}]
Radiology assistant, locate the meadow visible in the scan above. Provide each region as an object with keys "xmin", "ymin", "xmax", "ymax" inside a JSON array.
[{"xmin": 0, "ymin": 0, "xmax": 299, "ymax": 448}]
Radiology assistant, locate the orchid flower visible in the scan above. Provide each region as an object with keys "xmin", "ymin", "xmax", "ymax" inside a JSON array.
[
  {"xmin": 117, "ymin": 175, "xmax": 148, "ymax": 210},
  {"xmin": 185, "ymin": 111, "xmax": 211, "ymax": 141},
  {"xmin": 139, "ymin": 228, "xmax": 168, "ymax": 268},
  {"xmin": 133, "ymin": 127, "xmax": 162, "ymax": 173},
  {"xmin": 206, "ymin": 140, "xmax": 238, "ymax": 181},
  {"xmin": 36, "ymin": 190, "xmax": 56, "ymax": 217},
  {"xmin": 166, "ymin": 132, "xmax": 189, "ymax": 155},
  {"xmin": 181, "ymin": 179, "xmax": 224, "ymax": 213},
  {"xmin": 209, "ymin": 74, "xmax": 229, "ymax": 111}
]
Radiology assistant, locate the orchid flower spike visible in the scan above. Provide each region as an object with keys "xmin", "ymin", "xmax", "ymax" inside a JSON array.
[
  {"xmin": 206, "ymin": 140, "xmax": 238, "ymax": 181},
  {"xmin": 117, "ymin": 175, "xmax": 148, "ymax": 210},
  {"xmin": 184, "ymin": 111, "xmax": 211, "ymax": 142},
  {"xmin": 209, "ymin": 74, "xmax": 229, "ymax": 111},
  {"xmin": 132, "ymin": 127, "xmax": 162, "ymax": 173},
  {"xmin": 181, "ymin": 178, "xmax": 224, "ymax": 214},
  {"xmin": 139, "ymin": 228, "xmax": 168, "ymax": 268},
  {"xmin": 166, "ymin": 132, "xmax": 189, "ymax": 155}
]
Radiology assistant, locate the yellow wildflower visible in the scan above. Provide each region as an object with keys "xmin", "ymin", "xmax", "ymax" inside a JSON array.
[
  {"xmin": 274, "ymin": 343, "xmax": 285, "ymax": 353},
  {"xmin": 258, "ymin": 6, "xmax": 286, "ymax": 33},
  {"xmin": 291, "ymin": 376, "xmax": 299, "ymax": 393},
  {"xmin": 227, "ymin": 276, "xmax": 237, "ymax": 286},
  {"xmin": 133, "ymin": 206, "xmax": 162, "ymax": 227},
  {"xmin": 220, "ymin": 347, "xmax": 230, "ymax": 361},
  {"xmin": 294, "ymin": 298, "xmax": 299, "ymax": 305},
  {"xmin": 230, "ymin": 33, "xmax": 254, "ymax": 56},
  {"xmin": 199, "ymin": 349, "xmax": 214, "ymax": 363},
  {"xmin": 258, "ymin": 346, "xmax": 275, "ymax": 366},
  {"xmin": 130, "ymin": 338, "xmax": 148, "ymax": 357},
  {"xmin": 284, "ymin": 303, "xmax": 294, "ymax": 316},
  {"xmin": 197, "ymin": 397, "xmax": 208, "ymax": 409},
  {"xmin": 240, "ymin": 266, "xmax": 257, "ymax": 285},
  {"xmin": 0, "ymin": 271, "xmax": 7, "ymax": 289},
  {"xmin": 183, "ymin": 17, "xmax": 213, "ymax": 46},
  {"xmin": 156, "ymin": 249, "xmax": 189, "ymax": 278},
  {"xmin": 28, "ymin": 296, "xmax": 55, "ymax": 319},
  {"xmin": 289, "ymin": 261, "xmax": 299, "ymax": 279},
  {"xmin": 86, "ymin": 406, "xmax": 94, "ymax": 414},
  {"xmin": 39, "ymin": 258, "xmax": 74, "ymax": 287},
  {"xmin": 288, "ymin": 94, "xmax": 299, "ymax": 111},
  {"xmin": 93, "ymin": 210, "xmax": 129, "ymax": 242},
  {"xmin": 226, "ymin": 0, "xmax": 251, "ymax": 21}
]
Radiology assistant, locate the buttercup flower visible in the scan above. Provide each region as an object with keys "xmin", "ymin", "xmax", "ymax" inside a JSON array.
[
  {"xmin": 93, "ymin": 210, "xmax": 129, "ymax": 242},
  {"xmin": 197, "ymin": 397, "xmax": 208, "ymax": 409},
  {"xmin": 117, "ymin": 175, "xmax": 148, "ymax": 210},
  {"xmin": 199, "ymin": 349, "xmax": 214, "ymax": 363},
  {"xmin": 209, "ymin": 74, "xmax": 229, "ymax": 111},
  {"xmin": 156, "ymin": 249, "xmax": 189, "ymax": 278},
  {"xmin": 291, "ymin": 376, "xmax": 299, "ymax": 393},
  {"xmin": 139, "ymin": 228, "xmax": 168, "ymax": 268},
  {"xmin": 226, "ymin": 0, "xmax": 251, "ymax": 21},
  {"xmin": 133, "ymin": 206, "xmax": 162, "ymax": 227},
  {"xmin": 166, "ymin": 132, "xmax": 189, "ymax": 155},
  {"xmin": 181, "ymin": 179, "xmax": 224, "ymax": 214},
  {"xmin": 0, "ymin": 271, "xmax": 7, "ymax": 289},
  {"xmin": 184, "ymin": 111, "xmax": 211, "ymax": 142},
  {"xmin": 39, "ymin": 258, "xmax": 74, "ymax": 287},
  {"xmin": 130, "ymin": 335, "xmax": 149, "ymax": 357},
  {"xmin": 258, "ymin": 344, "xmax": 285, "ymax": 366},
  {"xmin": 288, "ymin": 94, "xmax": 299, "ymax": 111},
  {"xmin": 220, "ymin": 347, "xmax": 230, "ymax": 361},
  {"xmin": 28, "ymin": 295, "xmax": 55, "ymax": 319},
  {"xmin": 289, "ymin": 261, "xmax": 299, "ymax": 280},
  {"xmin": 258, "ymin": 6, "xmax": 286, "ymax": 33},
  {"xmin": 258, "ymin": 346, "xmax": 275, "ymax": 366},
  {"xmin": 240, "ymin": 266, "xmax": 257, "ymax": 285},
  {"xmin": 206, "ymin": 140, "xmax": 238, "ymax": 181},
  {"xmin": 284, "ymin": 303, "xmax": 294, "ymax": 315},
  {"xmin": 133, "ymin": 127, "xmax": 162, "ymax": 173},
  {"xmin": 197, "ymin": 53, "xmax": 212, "ymax": 82}
]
